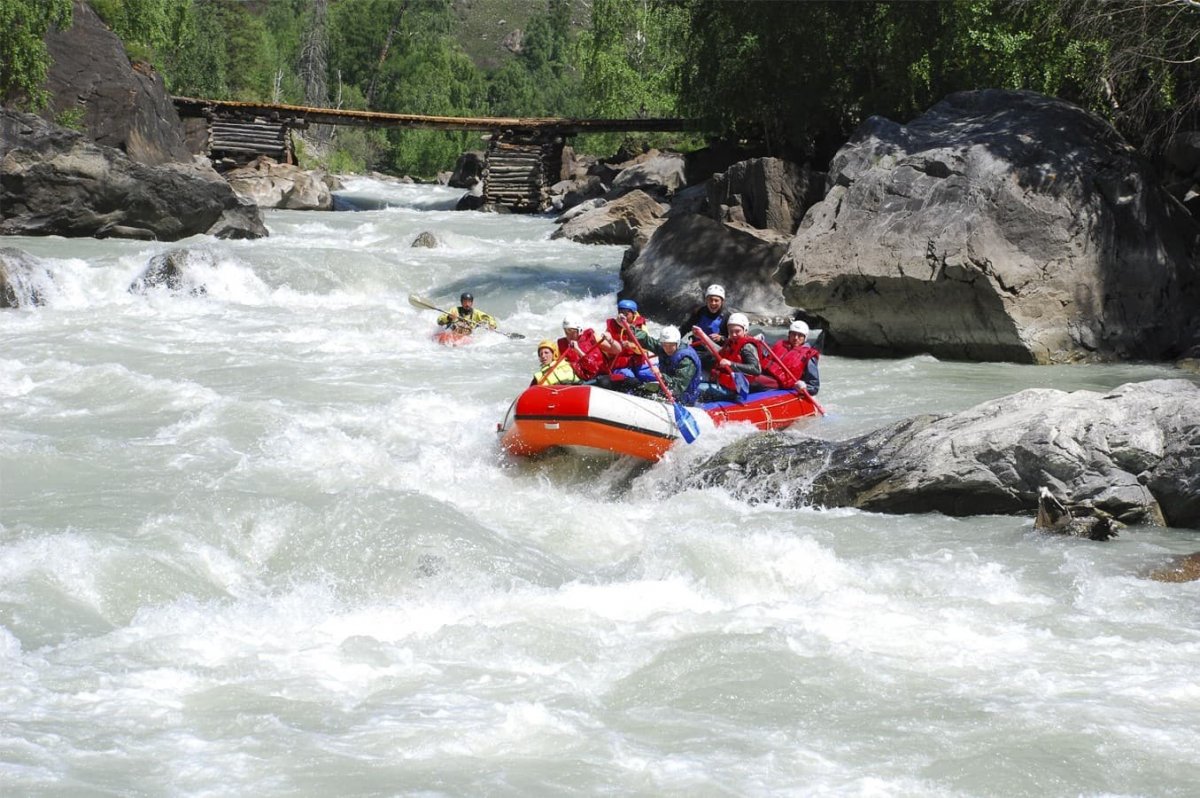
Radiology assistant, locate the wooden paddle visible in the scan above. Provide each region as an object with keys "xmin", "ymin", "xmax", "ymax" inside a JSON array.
[
  {"xmin": 407, "ymin": 294, "xmax": 526, "ymax": 340},
  {"xmin": 619, "ymin": 320, "xmax": 700, "ymax": 444}
]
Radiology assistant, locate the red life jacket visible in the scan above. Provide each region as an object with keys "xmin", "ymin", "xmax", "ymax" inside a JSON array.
[
  {"xmin": 557, "ymin": 329, "xmax": 606, "ymax": 380},
  {"xmin": 769, "ymin": 340, "xmax": 819, "ymax": 389},
  {"xmin": 604, "ymin": 315, "xmax": 647, "ymax": 372},
  {"xmin": 719, "ymin": 335, "xmax": 789, "ymax": 385}
]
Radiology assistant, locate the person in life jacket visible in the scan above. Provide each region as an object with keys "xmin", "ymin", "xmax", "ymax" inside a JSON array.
[
  {"xmin": 437, "ymin": 292, "xmax": 497, "ymax": 335},
  {"xmin": 769, "ymin": 319, "xmax": 821, "ymax": 395},
  {"xmin": 598, "ymin": 298, "xmax": 648, "ymax": 374},
  {"xmin": 702, "ymin": 312, "xmax": 787, "ymax": 400},
  {"xmin": 530, "ymin": 339, "xmax": 577, "ymax": 386},
  {"xmin": 556, "ymin": 316, "xmax": 606, "ymax": 381},
  {"xmin": 616, "ymin": 325, "xmax": 702, "ymax": 406},
  {"xmin": 680, "ymin": 283, "xmax": 730, "ymax": 371}
]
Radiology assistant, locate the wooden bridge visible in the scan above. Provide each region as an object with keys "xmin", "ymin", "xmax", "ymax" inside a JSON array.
[{"xmin": 173, "ymin": 97, "xmax": 695, "ymax": 212}]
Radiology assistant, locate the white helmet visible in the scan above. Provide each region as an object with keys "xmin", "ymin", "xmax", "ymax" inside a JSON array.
[
  {"xmin": 562, "ymin": 316, "xmax": 582, "ymax": 331},
  {"xmin": 705, "ymin": 284, "xmax": 726, "ymax": 300},
  {"xmin": 660, "ymin": 325, "xmax": 681, "ymax": 344},
  {"xmin": 789, "ymin": 320, "xmax": 810, "ymax": 336},
  {"xmin": 728, "ymin": 312, "xmax": 749, "ymax": 329}
]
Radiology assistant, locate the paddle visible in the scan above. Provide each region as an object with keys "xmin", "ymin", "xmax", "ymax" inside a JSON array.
[
  {"xmin": 619, "ymin": 319, "xmax": 700, "ymax": 444},
  {"xmin": 691, "ymin": 325, "xmax": 749, "ymax": 400},
  {"xmin": 407, "ymin": 294, "xmax": 526, "ymax": 340}
]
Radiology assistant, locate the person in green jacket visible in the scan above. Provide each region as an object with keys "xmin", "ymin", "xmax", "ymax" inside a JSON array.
[{"xmin": 437, "ymin": 292, "xmax": 498, "ymax": 335}]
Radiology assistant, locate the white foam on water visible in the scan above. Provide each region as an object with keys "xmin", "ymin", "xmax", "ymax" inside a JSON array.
[{"xmin": 3, "ymin": 180, "xmax": 1200, "ymax": 796}]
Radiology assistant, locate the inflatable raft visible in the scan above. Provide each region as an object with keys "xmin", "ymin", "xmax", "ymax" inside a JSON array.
[{"xmin": 498, "ymin": 384, "xmax": 820, "ymax": 461}]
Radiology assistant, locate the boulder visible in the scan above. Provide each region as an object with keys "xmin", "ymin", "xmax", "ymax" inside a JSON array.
[
  {"xmin": 679, "ymin": 379, "xmax": 1200, "ymax": 528},
  {"xmin": 708, "ymin": 157, "xmax": 825, "ymax": 235},
  {"xmin": 411, "ymin": 231, "xmax": 439, "ymax": 248},
  {"xmin": 550, "ymin": 189, "xmax": 668, "ymax": 245},
  {"xmin": 455, "ymin": 182, "xmax": 485, "ymax": 211},
  {"xmin": 129, "ymin": 247, "xmax": 214, "ymax": 294},
  {"xmin": 42, "ymin": 1, "xmax": 190, "ymax": 166},
  {"xmin": 448, "ymin": 151, "xmax": 485, "ymax": 188},
  {"xmin": 619, "ymin": 213, "xmax": 794, "ymax": 325},
  {"xmin": 1, "ymin": 109, "xmax": 267, "ymax": 241},
  {"xmin": 224, "ymin": 157, "xmax": 333, "ymax": 210},
  {"xmin": 609, "ymin": 151, "xmax": 688, "ymax": 199},
  {"xmin": 780, "ymin": 89, "xmax": 1200, "ymax": 363}
]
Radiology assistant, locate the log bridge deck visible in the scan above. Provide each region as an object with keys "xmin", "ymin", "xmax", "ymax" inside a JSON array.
[{"xmin": 173, "ymin": 97, "xmax": 694, "ymax": 212}]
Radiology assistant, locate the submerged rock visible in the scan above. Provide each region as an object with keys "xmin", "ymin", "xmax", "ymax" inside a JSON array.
[
  {"xmin": 1145, "ymin": 552, "xmax": 1200, "ymax": 583},
  {"xmin": 0, "ymin": 248, "xmax": 48, "ymax": 307},
  {"xmin": 129, "ymin": 248, "xmax": 215, "ymax": 294},
  {"xmin": 680, "ymin": 379, "xmax": 1200, "ymax": 528}
]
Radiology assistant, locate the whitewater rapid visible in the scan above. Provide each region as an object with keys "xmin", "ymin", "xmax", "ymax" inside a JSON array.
[{"xmin": 2, "ymin": 178, "xmax": 1198, "ymax": 797}]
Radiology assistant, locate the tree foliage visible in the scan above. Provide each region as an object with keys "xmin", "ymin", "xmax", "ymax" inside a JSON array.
[
  {"xmin": 673, "ymin": 0, "xmax": 1198, "ymax": 161},
  {"xmin": 0, "ymin": 0, "xmax": 72, "ymax": 109},
  {"xmin": 20, "ymin": 0, "xmax": 1193, "ymax": 174}
]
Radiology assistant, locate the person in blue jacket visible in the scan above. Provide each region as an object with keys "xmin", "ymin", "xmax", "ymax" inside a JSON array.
[{"xmin": 681, "ymin": 283, "xmax": 730, "ymax": 370}]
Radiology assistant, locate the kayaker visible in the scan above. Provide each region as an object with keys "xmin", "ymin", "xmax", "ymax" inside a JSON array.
[
  {"xmin": 557, "ymin": 316, "xmax": 606, "ymax": 381},
  {"xmin": 770, "ymin": 320, "xmax": 821, "ymax": 395},
  {"xmin": 599, "ymin": 298, "xmax": 648, "ymax": 374},
  {"xmin": 531, "ymin": 339, "xmax": 577, "ymax": 386},
  {"xmin": 437, "ymin": 292, "xmax": 498, "ymax": 335},
  {"xmin": 615, "ymin": 325, "xmax": 702, "ymax": 406},
  {"xmin": 680, "ymin": 284, "xmax": 730, "ymax": 370}
]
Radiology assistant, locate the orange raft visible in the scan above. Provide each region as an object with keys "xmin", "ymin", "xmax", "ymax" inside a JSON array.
[{"xmin": 498, "ymin": 384, "xmax": 819, "ymax": 461}]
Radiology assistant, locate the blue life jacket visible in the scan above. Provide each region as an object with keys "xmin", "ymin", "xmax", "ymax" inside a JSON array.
[
  {"xmin": 660, "ymin": 345, "xmax": 702, "ymax": 405},
  {"xmin": 694, "ymin": 309, "xmax": 726, "ymax": 338}
]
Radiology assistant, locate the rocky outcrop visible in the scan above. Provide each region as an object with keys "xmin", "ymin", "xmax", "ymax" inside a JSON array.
[
  {"xmin": 708, "ymin": 157, "xmax": 824, "ymax": 235},
  {"xmin": 42, "ymin": 1, "xmax": 191, "ymax": 166},
  {"xmin": 1, "ymin": 109, "xmax": 267, "ymax": 241},
  {"xmin": 780, "ymin": 89, "xmax": 1200, "ymax": 363},
  {"xmin": 224, "ymin": 157, "xmax": 334, "ymax": 210},
  {"xmin": 1163, "ymin": 130, "xmax": 1200, "ymax": 218},
  {"xmin": 550, "ymin": 189, "xmax": 668, "ymax": 246},
  {"xmin": 620, "ymin": 213, "xmax": 793, "ymax": 325},
  {"xmin": 679, "ymin": 379, "xmax": 1200, "ymax": 529}
]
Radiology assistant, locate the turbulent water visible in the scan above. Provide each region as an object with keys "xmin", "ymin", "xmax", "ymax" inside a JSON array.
[{"xmin": 2, "ymin": 179, "xmax": 1199, "ymax": 797}]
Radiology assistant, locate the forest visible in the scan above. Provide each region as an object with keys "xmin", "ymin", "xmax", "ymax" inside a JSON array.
[{"xmin": 3, "ymin": 0, "xmax": 1197, "ymax": 178}]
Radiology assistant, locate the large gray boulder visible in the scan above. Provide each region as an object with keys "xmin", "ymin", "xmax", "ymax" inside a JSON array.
[
  {"xmin": 620, "ymin": 213, "xmax": 793, "ymax": 325},
  {"xmin": 681, "ymin": 379, "xmax": 1200, "ymax": 529},
  {"xmin": 224, "ymin": 157, "xmax": 334, "ymax": 211},
  {"xmin": 781, "ymin": 90, "xmax": 1200, "ymax": 363},
  {"xmin": 550, "ymin": 189, "xmax": 668, "ymax": 245},
  {"xmin": 609, "ymin": 151, "xmax": 688, "ymax": 198},
  {"xmin": 1, "ymin": 109, "xmax": 267, "ymax": 241},
  {"xmin": 42, "ymin": 1, "xmax": 191, "ymax": 166}
]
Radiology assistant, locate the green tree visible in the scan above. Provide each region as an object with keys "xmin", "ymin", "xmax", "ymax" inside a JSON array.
[{"xmin": 0, "ymin": 0, "xmax": 72, "ymax": 109}]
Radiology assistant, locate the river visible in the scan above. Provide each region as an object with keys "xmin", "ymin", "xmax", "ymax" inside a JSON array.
[{"xmin": 2, "ymin": 179, "xmax": 1198, "ymax": 797}]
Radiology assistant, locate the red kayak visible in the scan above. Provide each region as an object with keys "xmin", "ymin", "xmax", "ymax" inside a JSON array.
[
  {"xmin": 433, "ymin": 328, "xmax": 475, "ymax": 347},
  {"xmin": 498, "ymin": 384, "xmax": 820, "ymax": 461}
]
